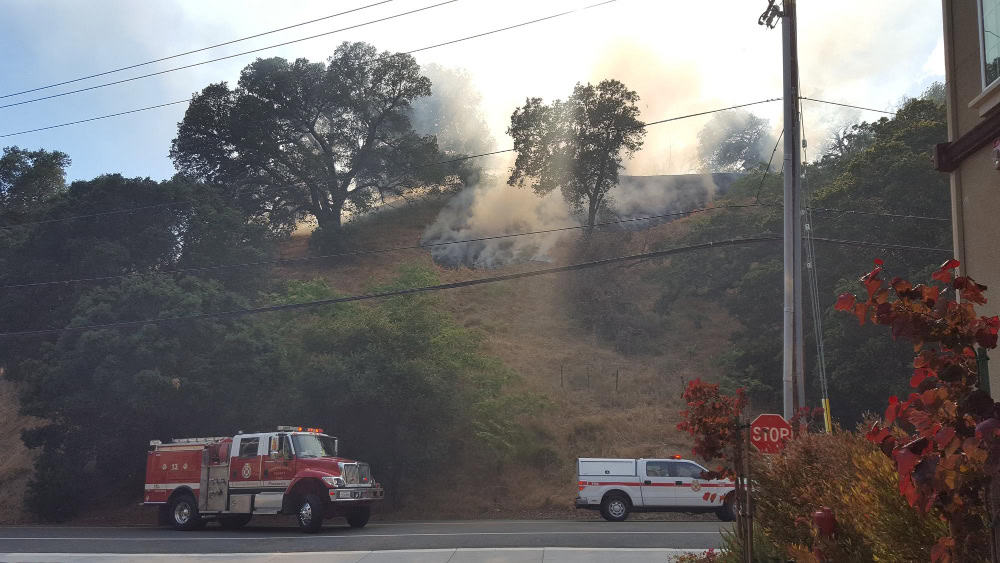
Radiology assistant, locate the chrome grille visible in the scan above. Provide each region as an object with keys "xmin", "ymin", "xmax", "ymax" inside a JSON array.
[
  {"xmin": 342, "ymin": 463, "xmax": 359, "ymax": 484},
  {"xmin": 340, "ymin": 462, "xmax": 372, "ymax": 485}
]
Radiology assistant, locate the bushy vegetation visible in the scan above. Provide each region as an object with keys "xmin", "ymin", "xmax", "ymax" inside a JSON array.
[{"xmin": 653, "ymin": 93, "xmax": 951, "ymax": 424}]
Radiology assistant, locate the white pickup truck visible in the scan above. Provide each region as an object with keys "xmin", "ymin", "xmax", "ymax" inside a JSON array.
[{"xmin": 575, "ymin": 457, "xmax": 735, "ymax": 522}]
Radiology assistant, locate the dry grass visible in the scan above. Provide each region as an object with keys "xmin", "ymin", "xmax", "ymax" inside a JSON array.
[{"xmin": 275, "ymin": 195, "xmax": 738, "ymax": 518}]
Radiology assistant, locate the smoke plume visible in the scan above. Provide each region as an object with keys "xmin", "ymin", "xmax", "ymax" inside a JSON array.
[
  {"xmin": 422, "ymin": 173, "xmax": 741, "ymax": 269},
  {"xmin": 421, "ymin": 174, "xmax": 576, "ymax": 269}
]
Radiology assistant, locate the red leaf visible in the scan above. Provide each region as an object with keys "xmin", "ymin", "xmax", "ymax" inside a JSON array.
[
  {"xmin": 834, "ymin": 293, "xmax": 856, "ymax": 312},
  {"xmin": 934, "ymin": 426, "xmax": 956, "ymax": 448},
  {"xmin": 885, "ymin": 397, "xmax": 899, "ymax": 425},
  {"xmin": 910, "ymin": 368, "xmax": 935, "ymax": 388},
  {"xmin": 900, "ymin": 451, "xmax": 922, "ymax": 479},
  {"xmin": 874, "ymin": 258, "xmax": 884, "ymax": 266},
  {"xmin": 890, "ymin": 277, "xmax": 912, "ymax": 295},
  {"xmin": 920, "ymin": 284, "xmax": 939, "ymax": 306},
  {"xmin": 954, "ymin": 277, "xmax": 988, "ymax": 305},
  {"xmin": 932, "ymin": 259, "xmax": 959, "ymax": 284}
]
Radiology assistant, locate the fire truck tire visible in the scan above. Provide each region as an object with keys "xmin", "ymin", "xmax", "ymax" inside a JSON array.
[
  {"xmin": 168, "ymin": 493, "xmax": 204, "ymax": 531},
  {"xmin": 346, "ymin": 506, "xmax": 371, "ymax": 528},
  {"xmin": 219, "ymin": 514, "xmax": 253, "ymax": 530},
  {"xmin": 599, "ymin": 493, "xmax": 630, "ymax": 522},
  {"xmin": 716, "ymin": 494, "xmax": 736, "ymax": 522},
  {"xmin": 296, "ymin": 494, "xmax": 325, "ymax": 533}
]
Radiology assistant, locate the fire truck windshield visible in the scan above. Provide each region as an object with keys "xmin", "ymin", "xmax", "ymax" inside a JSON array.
[{"xmin": 291, "ymin": 434, "xmax": 338, "ymax": 458}]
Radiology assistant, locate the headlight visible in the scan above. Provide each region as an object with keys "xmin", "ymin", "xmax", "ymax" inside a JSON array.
[{"xmin": 322, "ymin": 476, "xmax": 346, "ymax": 488}]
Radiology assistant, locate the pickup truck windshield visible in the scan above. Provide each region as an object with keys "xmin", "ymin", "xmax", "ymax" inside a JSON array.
[{"xmin": 291, "ymin": 434, "xmax": 338, "ymax": 458}]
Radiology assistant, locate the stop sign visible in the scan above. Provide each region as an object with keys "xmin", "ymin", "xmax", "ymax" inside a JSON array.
[{"xmin": 750, "ymin": 413, "xmax": 792, "ymax": 454}]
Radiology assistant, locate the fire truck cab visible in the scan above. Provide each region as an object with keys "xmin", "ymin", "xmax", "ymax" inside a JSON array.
[{"xmin": 144, "ymin": 426, "xmax": 383, "ymax": 533}]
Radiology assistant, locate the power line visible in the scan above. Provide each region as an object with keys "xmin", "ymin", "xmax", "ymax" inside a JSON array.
[
  {"xmin": 0, "ymin": 100, "xmax": 780, "ymax": 227},
  {"xmin": 811, "ymin": 236, "xmax": 951, "ymax": 254},
  {"xmin": 0, "ymin": 0, "xmax": 461, "ymax": 110},
  {"xmin": 640, "ymin": 98, "xmax": 780, "ymax": 126},
  {"xmin": 0, "ymin": 98, "xmax": 191, "ymax": 139},
  {"xmin": 800, "ymin": 96, "xmax": 896, "ymax": 116},
  {"xmin": 0, "ymin": 198, "xmax": 196, "ymax": 230},
  {"xmin": 805, "ymin": 207, "xmax": 949, "ymax": 222},
  {"xmin": 406, "ymin": 0, "xmax": 617, "ymax": 54},
  {"xmin": 0, "ymin": 234, "xmax": 953, "ymax": 338},
  {"xmin": 0, "ymin": 0, "xmax": 622, "ymax": 139},
  {"xmin": 0, "ymin": 236, "xmax": 783, "ymax": 338},
  {"xmin": 753, "ymin": 128, "xmax": 783, "ymax": 203},
  {"xmin": 0, "ymin": 0, "xmax": 619, "ymax": 112},
  {"xmin": 0, "ymin": 0, "xmax": 399, "ymax": 100},
  {"xmin": 0, "ymin": 203, "xmax": 757, "ymax": 289}
]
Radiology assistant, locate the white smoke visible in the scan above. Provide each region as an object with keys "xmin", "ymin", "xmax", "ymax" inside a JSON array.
[
  {"xmin": 422, "ymin": 173, "xmax": 740, "ymax": 269},
  {"xmin": 421, "ymin": 174, "xmax": 577, "ymax": 269}
]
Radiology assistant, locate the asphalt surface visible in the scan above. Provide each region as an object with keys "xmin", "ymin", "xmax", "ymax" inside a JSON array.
[{"xmin": 0, "ymin": 519, "xmax": 728, "ymax": 555}]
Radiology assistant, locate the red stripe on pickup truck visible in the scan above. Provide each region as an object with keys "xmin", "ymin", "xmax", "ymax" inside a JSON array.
[{"xmin": 580, "ymin": 481, "xmax": 733, "ymax": 488}]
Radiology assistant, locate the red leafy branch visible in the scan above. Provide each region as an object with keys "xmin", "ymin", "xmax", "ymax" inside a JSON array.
[
  {"xmin": 677, "ymin": 379, "xmax": 747, "ymax": 480},
  {"xmin": 836, "ymin": 259, "xmax": 1000, "ymax": 562}
]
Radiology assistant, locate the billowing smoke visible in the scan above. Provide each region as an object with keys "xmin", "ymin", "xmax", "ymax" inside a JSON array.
[
  {"xmin": 609, "ymin": 173, "xmax": 741, "ymax": 223},
  {"xmin": 409, "ymin": 63, "xmax": 496, "ymax": 157},
  {"xmin": 696, "ymin": 110, "xmax": 782, "ymax": 173},
  {"xmin": 422, "ymin": 173, "xmax": 741, "ymax": 268},
  {"xmin": 421, "ymin": 174, "xmax": 576, "ymax": 269}
]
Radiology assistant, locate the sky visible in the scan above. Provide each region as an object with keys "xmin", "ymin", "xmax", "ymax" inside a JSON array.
[{"xmin": 0, "ymin": 0, "xmax": 945, "ymax": 182}]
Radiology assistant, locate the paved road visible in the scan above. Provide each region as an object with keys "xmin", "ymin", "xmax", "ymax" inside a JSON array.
[{"xmin": 0, "ymin": 519, "xmax": 727, "ymax": 556}]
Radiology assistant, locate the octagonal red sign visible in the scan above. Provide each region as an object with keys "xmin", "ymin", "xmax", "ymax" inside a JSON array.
[{"xmin": 750, "ymin": 413, "xmax": 792, "ymax": 454}]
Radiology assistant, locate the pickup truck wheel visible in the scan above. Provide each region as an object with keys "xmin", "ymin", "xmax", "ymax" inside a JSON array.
[
  {"xmin": 716, "ymin": 494, "xmax": 736, "ymax": 522},
  {"xmin": 346, "ymin": 506, "xmax": 370, "ymax": 528},
  {"xmin": 168, "ymin": 493, "xmax": 203, "ymax": 531},
  {"xmin": 296, "ymin": 494, "xmax": 324, "ymax": 533},
  {"xmin": 219, "ymin": 514, "xmax": 252, "ymax": 529},
  {"xmin": 600, "ymin": 493, "xmax": 630, "ymax": 522}
]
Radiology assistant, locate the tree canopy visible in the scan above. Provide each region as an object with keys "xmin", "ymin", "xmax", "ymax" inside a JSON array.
[
  {"xmin": 507, "ymin": 79, "xmax": 645, "ymax": 227},
  {"xmin": 0, "ymin": 146, "xmax": 70, "ymax": 223},
  {"xmin": 697, "ymin": 110, "xmax": 778, "ymax": 173},
  {"xmin": 170, "ymin": 41, "xmax": 450, "ymax": 235}
]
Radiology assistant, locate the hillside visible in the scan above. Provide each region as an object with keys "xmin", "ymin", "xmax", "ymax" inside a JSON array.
[
  {"xmin": 0, "ymin": 188, "xmax": 739, "ymax": 524},
  {"xmin": 275, "ymin": 193, "xmax": 738, "ymax": 519}
]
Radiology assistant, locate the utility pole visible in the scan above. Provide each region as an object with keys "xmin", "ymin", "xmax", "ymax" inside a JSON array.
[{"xmin": 760, "ymin": 0, "xmax": 805, "ymax": 420}]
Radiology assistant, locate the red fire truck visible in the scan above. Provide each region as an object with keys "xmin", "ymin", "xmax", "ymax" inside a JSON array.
[{"xmin": 144, "ymin": 426, "xmax": 383, "ymax": 533}]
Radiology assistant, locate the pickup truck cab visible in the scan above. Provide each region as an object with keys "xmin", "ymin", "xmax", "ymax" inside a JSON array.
[{"xmin": 575, "ymin": 457, "xmax": 735, "ymax": 521}]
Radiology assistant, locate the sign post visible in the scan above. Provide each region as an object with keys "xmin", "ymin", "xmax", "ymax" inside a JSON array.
[{"xmin": 750, "ymin": 413, "xmax": 793, "ymax": 454}]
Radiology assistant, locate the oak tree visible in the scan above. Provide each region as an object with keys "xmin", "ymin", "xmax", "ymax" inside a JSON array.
[
  {"xmin": 171, "ymin": 42, "xmax": 448, "ymax": 235},
  {"xmin": 507, "ymin": 79, "xmax": 645, "ymax": 227}
]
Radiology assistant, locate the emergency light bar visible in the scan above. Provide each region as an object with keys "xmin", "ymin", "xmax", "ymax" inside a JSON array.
[{"xmin": 277, "ymin": 425, "xmax": 324, "ymax": 433}]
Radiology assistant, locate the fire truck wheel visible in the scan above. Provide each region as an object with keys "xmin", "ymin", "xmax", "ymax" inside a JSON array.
[
  {"xmin": 599, "ymin": 493, "xmax": 630, "ymax": 522},
  {"xmin": 346, "ymin": 506, "xmax": 371, "ymax": 528},
  {"xmin": 716, "ymin": 494, "xmax": 736, "ymax": 522},
  {"xmin": 219, "ymin": 514, "xmax": 253, "ymax": 530},
  {"xmin": 168, "ymin": 493, "xmax": 203, "ymax": 531},
  {"xmin": 296, "ymin": 494, "xmax": 325, "ymax": 533}
]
